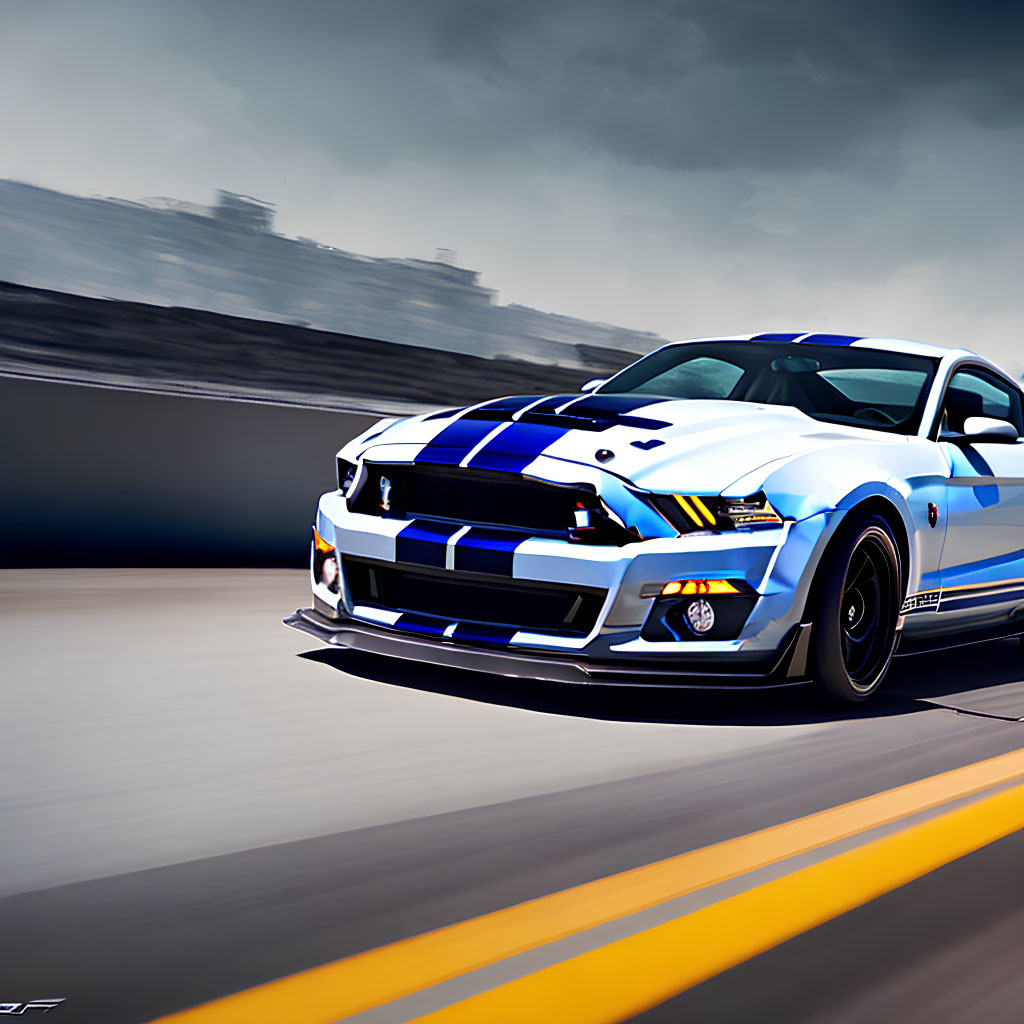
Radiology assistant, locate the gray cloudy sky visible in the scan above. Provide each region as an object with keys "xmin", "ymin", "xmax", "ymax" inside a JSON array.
[{"xmin": 3, "ymin": 0, "xmax": 1024, "ymax": 368}]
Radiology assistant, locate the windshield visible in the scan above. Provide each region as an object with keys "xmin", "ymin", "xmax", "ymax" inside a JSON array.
[{"xmin": 599, "ymin": 341, "xmax": 939, "ymax": 434}]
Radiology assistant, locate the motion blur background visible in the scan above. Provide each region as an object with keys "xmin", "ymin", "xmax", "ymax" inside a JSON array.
[
  {"xmin": 7, "ymin": 5, "xmax": 1024, "ymax": 1024},
  {"xmin": 6, "ymin": 0, "xmax": 1024, "ymax": 564},
  {"xmin": 6, "ymin": 0, "xmax": 1024, "ymax": 369}
]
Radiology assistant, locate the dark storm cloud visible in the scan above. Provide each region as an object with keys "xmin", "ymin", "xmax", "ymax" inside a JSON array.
[
  {"xmin": 6, "ymin": 0, "xmax": 1024, "ymax": 368},
  {"xmin": 168, "ymin": 0, "xmax": 1024, "ymax": 177}
]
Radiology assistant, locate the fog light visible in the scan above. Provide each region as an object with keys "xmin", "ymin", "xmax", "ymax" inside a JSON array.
[
  {"xmin": 686, "ymin": 598, "xmax": 715, "ymax": 634},
  {"xmin": 320, "ymin": 556, "xmax": 339, "ymax": 588}
]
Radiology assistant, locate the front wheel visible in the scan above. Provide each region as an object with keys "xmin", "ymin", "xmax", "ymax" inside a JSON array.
[{"xmin": 811, "ymin": 515, "xmax": 901, "ymax": 703}]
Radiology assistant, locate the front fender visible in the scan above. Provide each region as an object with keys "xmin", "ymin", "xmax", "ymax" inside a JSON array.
[{"xmin": 734, "ymin": 441, "xmax": 948, "ymax": 600}]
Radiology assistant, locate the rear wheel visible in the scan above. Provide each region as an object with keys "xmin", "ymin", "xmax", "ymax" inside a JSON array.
[{"xmin": 811, "ymin": 515, "xmax": 901, "ymax": 703}]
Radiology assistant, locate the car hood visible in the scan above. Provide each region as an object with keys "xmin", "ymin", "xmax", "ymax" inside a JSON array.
[{"xmin": 355, "ymin": 394, "xmax": 903, "ymax": 495}]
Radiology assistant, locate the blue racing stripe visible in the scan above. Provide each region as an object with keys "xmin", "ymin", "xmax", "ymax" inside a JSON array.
[
  {"xmin": 451, "ymin": 623, "xmax": 518, "ymax": 646},
  {"xmin": 417, "ymin": 396, "xmax": 551, "ymax": 464},
  {"xmin": 454, "ymin": 528, "xmax": 528, "ymax": 576},
  {"xmin": 749, "ymin": 332, "xmax": 806, "ymax": 342},
  {"xmin": 570, "ymin": 394, "xmax": 663, "ymax": 415},
  {"xmin": 395, "ymin": 519, "xmax": 460, "ymax": 567},
  {"xmin": 416, "ymin": 417, "xmax": 504, "ymax": 466},
  {"xmin": 468, "ymin": 395, "xmax": 548, "ymax": 417},
  {"xmin": 515, "ymin": 395, "xmax": 578, "ymax": 416},
  {"xmin": 467, "ymin": 421, "xmax": 568, "ymax": 473},
  {"xmin": 394, "ymin": 612, "xmax": 451, "ymax": 637},
  {"xmin": 422, "ymin": 405, "xmax": 468, "ymax": 422},
  {"xmin": 797, "ymin": 333, "xmax": 862, "ymax": 346},
  {"xmin": 519, "ymin": 394, "xmax": 670, "ymax": 431}
]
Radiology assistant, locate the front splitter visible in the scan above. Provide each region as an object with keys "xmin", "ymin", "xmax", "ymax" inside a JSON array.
[{"xmin": 284, "ymin": 608, "xmax": 812, "ymax": 689}]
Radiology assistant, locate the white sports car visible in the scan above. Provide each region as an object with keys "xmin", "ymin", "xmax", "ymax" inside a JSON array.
[{"xmin": 286, "ymin": 332, "xmax": 1024, "ymax": 702}]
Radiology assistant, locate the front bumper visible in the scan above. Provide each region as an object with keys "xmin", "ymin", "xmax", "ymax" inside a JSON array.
[{"xmin": 284, "ymin": 607, "xmax": 813, "ymax": 688}]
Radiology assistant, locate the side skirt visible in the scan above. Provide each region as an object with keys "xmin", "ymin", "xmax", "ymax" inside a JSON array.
[{"xmin": 895, "ymin": 615, "xmax": 1024, "ymax": 657}]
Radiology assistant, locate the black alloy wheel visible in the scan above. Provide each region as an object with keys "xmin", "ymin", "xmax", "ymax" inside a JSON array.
[{"xmin": 812, "ymin": 515, "xmax": 901, "ymax": 703}]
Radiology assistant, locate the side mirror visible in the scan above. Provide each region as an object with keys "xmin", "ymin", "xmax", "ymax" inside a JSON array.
[
  {"xmin": 944, "ymin": 416, "xmax": 1021, "ymax": 444},
  {"xmin": 580, "ymin": 378, "xmax": 606, "ymax": 393},
  {"xmin": 965, "ymin": 416, "xmax": 1019, "ymax": 441}
]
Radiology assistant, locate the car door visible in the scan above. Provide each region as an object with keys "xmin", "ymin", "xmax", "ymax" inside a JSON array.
[{"xmin": 937, "ymin": 365, "xmax": 1024, "ymax": 626}]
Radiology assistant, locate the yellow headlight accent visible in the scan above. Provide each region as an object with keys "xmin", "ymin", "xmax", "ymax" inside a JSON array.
[
  {"xmin": 672, "ymin": 494, "xmax": 705, "ymax": 528},
  {"xmin": 662, "ymin": 581, "xmax": 683, "ymax": 596},
  {"xmin": 313, "ymin": 527, "xmax": 334, "ymax": 554},
  {"xmin": 690, "ymin": 495, "xmax": 717, "ymax": 526}
]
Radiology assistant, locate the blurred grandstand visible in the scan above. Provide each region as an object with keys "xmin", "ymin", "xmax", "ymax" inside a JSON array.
[{"xmin": 0, "ymin": 180, "xmax": 665, "ymax": 371}]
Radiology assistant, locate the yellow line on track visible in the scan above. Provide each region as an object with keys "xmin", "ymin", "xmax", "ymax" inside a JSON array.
[
  {"xmin": 148, "ymin": 746, "xmax": 1024, "ymax": 1024},
  {"xmin": 409, "ymin": 777, "xmax": 1024, "ymax": 1024}
]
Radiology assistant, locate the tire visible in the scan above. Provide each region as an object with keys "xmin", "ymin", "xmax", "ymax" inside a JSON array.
[{"xmin": 811, "ymin": 514, "xmax": 901, "ymax": 703}]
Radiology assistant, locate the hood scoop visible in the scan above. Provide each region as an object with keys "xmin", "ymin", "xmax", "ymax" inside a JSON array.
[{"xmin": 458, "ymin": 393, "xmax": 671, "ymax": 433}]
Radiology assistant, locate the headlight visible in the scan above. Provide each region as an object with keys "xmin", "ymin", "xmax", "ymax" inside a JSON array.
[
  {"xmin": 647, "ymin": 491, "xmax": 783, "ymax": 534},
  {"xmin": 337, "ymin": 457, "xmax": 357, "ymax": 495},
  {"xmin": 716, "ymin": 492, "xmax": 784, "ymax": 528}
]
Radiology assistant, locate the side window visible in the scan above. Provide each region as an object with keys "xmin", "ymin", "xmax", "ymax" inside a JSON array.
[
  {"xmin": 817, "ymin": 368, "xmax": 929, "ymax": 406},
  {"xmin": 942, "ymin": 369, "xmax": 1024, "ymax": 435},
  {"xmin": 628, "ymin": 356, "xmax": 744, "ymax": 399}
]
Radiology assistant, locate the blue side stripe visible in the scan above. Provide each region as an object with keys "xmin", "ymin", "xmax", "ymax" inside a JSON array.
[
  {"xmin": 468, "ymin": 421, "xmax": 568, "ymax": 473},
  {"xmin": 454, "ymin": 528, "xmax": 527, "ymax": 576},
  {"xmin": 948, "ymin": 446, "xmax": 1000, "ymax": 508},
  {"xmin": 941, "ymin": 546, "xmax": 1024, "ymax": 580},
  {"xmin": 939, "ymin": 586, "xmax": 1024, "ymax": 612},
  {"xmin": 451, "ymin": 623, "xmax": 518, "ymax": 646},
  {"xmin": 395, "ymin": 520, "xmax": 460, "ymax": 567},
  {"xmin": 749, "ymin": 332, "xmax": 806, "ymax": 342},
  {"xmin": 797, "ymin": 333, "xmax": 862, "ymax": 346},
  {"xmin": 395, "ymin": 613, "xmax": 450, "ymax": 637}
]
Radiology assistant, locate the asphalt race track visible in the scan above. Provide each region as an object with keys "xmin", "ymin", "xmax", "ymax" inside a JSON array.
[{"xmin": 4, "ymin": 570, "xmax": 1024, "ymax": 1023}]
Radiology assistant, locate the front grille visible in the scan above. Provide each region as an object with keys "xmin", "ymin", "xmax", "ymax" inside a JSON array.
[
  {"xmin": 345, "ymin": 558, "xmax": 606, "ymax": 637},
  {"xmin": 351, "ymin": 463, "xmax": 595, "ymax": 535}
]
